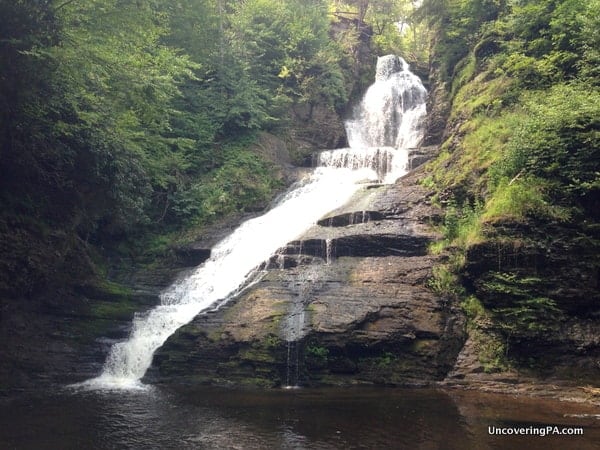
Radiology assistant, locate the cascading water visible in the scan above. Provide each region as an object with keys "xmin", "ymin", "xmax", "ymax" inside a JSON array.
[
  {"xmin": 318, "ymin": 57, "xmax": 426, "ymax": 182},
  {"xmin": 81, "ymin": 55, "xmax": 426, "ymax": 390},
  {"xmin": 345, "ymin": 55, "xmax": 427, "ymax": 151}
]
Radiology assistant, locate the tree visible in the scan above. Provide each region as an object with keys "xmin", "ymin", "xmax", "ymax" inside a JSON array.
[{"xmin": 0, "ymin": 0, "xmax": 198, "ymax": 296}]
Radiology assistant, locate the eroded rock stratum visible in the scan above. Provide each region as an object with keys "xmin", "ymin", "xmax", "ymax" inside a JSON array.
[{"xmin": 148, "ymin": 167, "xmax": 467, "ymax": 387}]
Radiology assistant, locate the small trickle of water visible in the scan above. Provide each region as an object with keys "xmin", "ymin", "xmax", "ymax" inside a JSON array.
[
  {"xmin": 276, "ymin": 252, "xmax": 286, "ymax": 270},
  {"xmin": 286, "ymin": 341, "xmax": 291, "ymax": 387},
  {"xmin": 325, "ymin": 239, "xmax": 333, "ymax": 265},
  {"xmin": 283, "ymin": 340, "xmax": 301, "ymax": 389}
]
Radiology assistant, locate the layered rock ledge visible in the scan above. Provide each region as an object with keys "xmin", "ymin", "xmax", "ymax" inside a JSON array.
[{"xmin": 147, "ymin": 166, "xmax": 467, "ymax": 387}]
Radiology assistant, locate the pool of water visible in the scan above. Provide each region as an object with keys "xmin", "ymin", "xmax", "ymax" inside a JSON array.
[{"xmin": 1, "ymin": 386, "xmax": 598, "ymax": 449}]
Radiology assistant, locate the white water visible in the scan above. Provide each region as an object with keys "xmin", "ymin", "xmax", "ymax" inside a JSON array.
[
  {"xmin": 345, "ymin": 55, "xmax": 427, "ymax": 151},
  {"xmin": 82, "ymin": 55, "xmax": 426, "ymax": 390}
]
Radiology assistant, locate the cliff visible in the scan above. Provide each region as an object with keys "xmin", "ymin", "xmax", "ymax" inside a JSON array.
[{"xmin": 148, "ymin": 159, "xmax": 466, "ymax": 387}]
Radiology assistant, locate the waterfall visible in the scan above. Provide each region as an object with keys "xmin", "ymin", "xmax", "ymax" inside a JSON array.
[
  {"xmin": 81, "ymin": 55, "xmax": 426, "ymax": 390},
  {"xmin": 345, "ymin": 54, "xmax": 427, "ymax": 151}
]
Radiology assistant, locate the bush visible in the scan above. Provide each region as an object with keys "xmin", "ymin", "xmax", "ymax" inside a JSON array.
[
  {"xmin": 483, "ymin": 177, "xmax": 571, "ymax": 223},
  {"xmin": 492, "ymin": 84, "xmax": 600, "ymax": 199}
]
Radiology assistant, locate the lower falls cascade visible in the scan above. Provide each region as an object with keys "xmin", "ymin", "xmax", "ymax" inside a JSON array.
[{"xmin": 82, "ymin": 55, "xmax": 427, "ymax": 390}]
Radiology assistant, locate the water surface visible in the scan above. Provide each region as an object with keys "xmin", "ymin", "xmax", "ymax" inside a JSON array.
[{"xmin": 1, "ymin": 387, "xmax": 598, "ymax": 449}]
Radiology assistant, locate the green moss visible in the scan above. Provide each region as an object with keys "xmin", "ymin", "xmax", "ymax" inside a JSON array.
[
  {"xmin": 306, "ymin": 344, "xmax": 329, "ymax": 361},
  {"xmin": 97, "ymin": 279, "xmax": 132, "ymax": 297},
  {"xmin": 433, "ymin": 111, "xmax": 522, "ymax": 196},
  {"xmin": 263, "ymin": 334, "xmax": 283, "ymax": 349},
  {"xmin": 238, "ymin": 377, "xmax": 276, "ymax": 388},
  {"xmin": 427, "ymin": 265, "xmax": 462, "ymax": 296},
  {"xmin": 91, "ymin": 299, "xmax": 138, "ymax": 321},
  {"xmin": 451, "ymin": 71, "xmax": 512, "ymax": 121},
  {"xmin": 427, "ymin": 240, "xmax": 446, "ymax": 255},
  {"xmin": 239, "ymin": 348, "xmax": 276, "ymax": 363},
  {"xmin": 472, "ymin": 328, "xmax": 510, "ymax": 373},
  {"xmin": 86, "ymin": 280, "xmax": 137, "ymax": 320},
  {"xmin": 451, "ymin": 53, "xmax": 477, "ymax": 97},
  {"xmin": 462, "ymin": 296, "xmax": 511, "ymax": 372},
  {"xmin": 461, "ymin": 296, "xmax": 485, "ymax": 321},
  {"xmin": 419, "ymin": 175, "xmax": 436, "ymax": 189},
  {"xmin": 239, "ymin": 336, "xmax": 283, "ymax": 364}
]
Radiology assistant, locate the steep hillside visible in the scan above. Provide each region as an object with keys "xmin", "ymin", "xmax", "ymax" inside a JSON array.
[{"xmin": 420, "ymin": 0, "xmax": 600, "ymax": 386}]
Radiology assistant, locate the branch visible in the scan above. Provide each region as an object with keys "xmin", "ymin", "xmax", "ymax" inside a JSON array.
[
  {"xmin": 508, "ymin": 169, "xmax": 525, "ymax": 186},
  {"xmin": 333, "ymin": 11, "xmax": 360, "ymax": 17},
  {"xmin": 55, "ymin": 0, "xmax": 78, "ymax": 12}
]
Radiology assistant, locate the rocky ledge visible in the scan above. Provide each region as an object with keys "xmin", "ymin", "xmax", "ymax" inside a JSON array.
[{"xmin": 147, "ymin": 166, "xmax": 467, "ymax": 388}]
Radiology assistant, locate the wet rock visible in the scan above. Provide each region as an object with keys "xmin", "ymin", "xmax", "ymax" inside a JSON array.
[
  {"xmin": 151, "ymin": 168, "xmax": 467, "ymax": 387},
  {"xmin": 408, "ymin": 145, "xmax": 439, "ymax": 170},
  {"xmin": 173, "ymin": 245, "xmax": 211, "ymax": 268},
  {"xmin": 448, "ymin": 216, "xmax": 600, "ymax": 386},
  {"xmin": 281, "ymin": 234, "xmax": 430, "ymax": 260},
  {"xmin": 317, "ymin": 211, "xmax": 384, "ymax": 227}
]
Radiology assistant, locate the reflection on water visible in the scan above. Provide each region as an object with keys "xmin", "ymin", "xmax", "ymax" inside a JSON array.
[{"xmin": 1, "ymin": 387, "xmax": 599, "ymax": 449}]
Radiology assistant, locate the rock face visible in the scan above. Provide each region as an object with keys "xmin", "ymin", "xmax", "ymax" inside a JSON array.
[
  {"xmin": 447, "ymin": 219, "xmax": 600, "ymax": 384},
  {"xmin": 148, "ymin": 167, "xmax": 467, "ymax": 387},
  {"xmin": 0, "ymin": 276, "xmax": 167, "ymax": 390}
]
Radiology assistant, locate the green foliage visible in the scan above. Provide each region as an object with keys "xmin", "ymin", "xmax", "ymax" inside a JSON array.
[
  {"xmin": 476, "ymin": 272, "xmax": 565, "ymax": 337},
  {"xmin": 452, "ymin": 75, "xmax": 513, "ymax": 120},
  {"xmin": 483, "ymin": 177, "xmax": 572, "ymax": 222},
  {"xmin": 0, "ymin": 0, "xmax": 198, "ymax": 296},
  {"xmin": 1, "ymin": 0, "xmax": 373, "ymax": 297},
  {"xmin": 418, "ymin": 0, "xmax": 508, "ymax": 80},
  {"xmin": 306, "ymin": 344, "xmax": 329, "ymax": 361},
  {"xmin": 488, "ymin": 0, "xmax": 600, "ymax": 87},
  {"xmin": 0, "ymin": 0, "xmax": 196, "ymax": 236},
  {"xmin": 427, "ymin": 264, "xmax": 465, "ymax": 296},
  {"xmin": 329, "ymin": 1, "xmax": 430, "ymax": 64},
  {"xmin": 445, "ymin": 202, "xmax": 482, "ymax": 244},
  {"xmin": 493, "ymin": 297, "xmax": 564, "ymax": 334},
  {"xmin": 431, "ymin": 200, "xmax": 483, "ymax": 255},
  {"xmin": 450, "ymin": 53, "xmax": 477, "ymax": 97},
  {"xmin": 172, "ymin": 146, "xmax": 282, "ymax": 225},
  {"xmin": 368, "ymin": 0, "xmax": 429, "ymax": 63},
  {"xmin": 430, "ymin": 86, "xmax": 519, "ymax": 200},
  {"xmin": 481, "ymin": 272, "xmax": 542, "ymax": 300},
  {"xmin": 421, "ymin": 0, "xmax": 600, "ymax": 357},
  {"xmin": 492, "ymin": 84, "xmax": 600, "ymax": 203},
  {"xmin": 461, "ymin": 296, "xmax": 485, "ymax": 321},
  {"xmin": 228, "ymin": 0, "xmax": 348, "ymax": 121}
]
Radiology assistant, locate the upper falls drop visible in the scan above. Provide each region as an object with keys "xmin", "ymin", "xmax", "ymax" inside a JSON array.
[
  {"xmin": 80, "ymin": 55, "xmax": 427, "ymax": 390},
  {"xmin": 346, "ymin": 54, "xmax": 427, "ymax": 150},
  {"xmin": 319, "ymin": 55, "xmax": 427, "ymax": 183}
]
